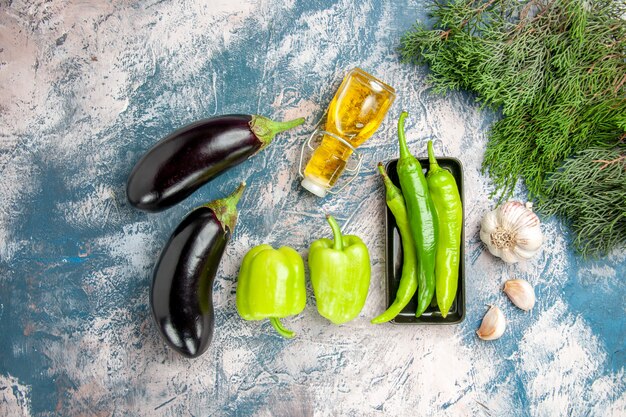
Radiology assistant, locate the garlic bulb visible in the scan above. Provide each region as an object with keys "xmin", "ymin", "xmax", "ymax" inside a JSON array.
[
  {"xmin": 480, "ymin": 201, "xmax": 543, "ymax": 263},
  {"xmin": 476, "ymin": 305, "xmax": 506, "ymax": 340},
  {"xmin": 503, "ymin": 279, "xmax": 536, "ymax": 311}
]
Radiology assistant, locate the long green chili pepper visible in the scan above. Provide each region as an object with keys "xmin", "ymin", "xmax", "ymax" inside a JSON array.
[
  {"xmin": 396, "ymin": 111, "xmax": 438, "ymax": 317},
  {"xmin": 426, "ymin": 141, "xmax": 463, "ymax": 317},
  {"xmin": 371, "ymin": 162, "xmax": 418, "ymax": 324}
]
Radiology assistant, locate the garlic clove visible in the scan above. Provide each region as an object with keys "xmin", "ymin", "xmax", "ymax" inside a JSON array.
[
  {"xmin": 479, "ymin": 212, "xmax": 499, "ymax": 251},
  {"xmin": 499, "ymin": 248, "xmax": 520, "ymax": 264},
  {"xmin": 499, "ymin": 201, "xmax": 527, "ymax": 231},
  {"xmin": 481, "ymin": 210, "xmax": 500, "ymax": 232},
  {"xmin": 503, "ymin": 279, "xmax": 536, "ymax": 311},
  {"xmin": 505, "ymin": 201, "xmax": 540, "ymax": 230},
  {"xmin": 516, "ymin": 226, "xmax": 543, "ymax": 251},
  {"xmin": 476, "ymin": 305, "xmax": 506, "ymax": 340},
  {"xmin": 512, "ymin": 245, "xmax": 538, "ymax": 261}
]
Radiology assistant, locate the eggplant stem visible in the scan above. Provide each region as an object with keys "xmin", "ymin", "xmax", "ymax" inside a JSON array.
[
  {"xmin": 204, "ymin": 182, "xmax": 246, "ymax": 233},
  {"xmin": 270, "ymin": 317, "xmax": 295, "ymax": 339},
  {"xmin": 251, "ymin": 115, "xmax": 305, "ymax": 149}
]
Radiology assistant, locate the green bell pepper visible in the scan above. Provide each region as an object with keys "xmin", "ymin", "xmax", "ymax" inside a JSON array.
[
  {"xmin": 236, "ymin": 244, "xmax": 306, "ymax": 338},
  {"xmin": 309, "ymin": 215, "xmax": 371, "ymax": 325}
]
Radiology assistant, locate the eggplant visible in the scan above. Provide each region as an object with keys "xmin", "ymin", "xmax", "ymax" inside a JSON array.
[
  {"xmin": 127, "ymin": 114, "xmax": 304, "ymax": 212},
  {"xmin": 150, "ymin": 183, "xmax": 245, "ymax": 358}
]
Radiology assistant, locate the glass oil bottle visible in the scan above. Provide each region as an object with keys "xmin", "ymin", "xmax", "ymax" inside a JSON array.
[{"xmin": 300, "ymin": 68, "xmax": 396, "ymax": 197}]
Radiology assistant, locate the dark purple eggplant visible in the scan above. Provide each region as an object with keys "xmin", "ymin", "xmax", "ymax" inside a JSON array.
[
  {"xmin": 150, "ymin": 182, "xmax": 245, "ymax": 358},
  {"xmin": 127, "ymin": 114, "xmax": 304, "ymax": 212}
]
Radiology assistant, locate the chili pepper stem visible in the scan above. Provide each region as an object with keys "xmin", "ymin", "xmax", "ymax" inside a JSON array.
[
  {"xmin": 427, "ymin": 140, "xmax": 442, "ymax": 173},
  {"xmin": 397, "ymin": 111, "xmax": 411, "ymax": 160},
  {"xmin": 204, "ymin": 182, "xmax": 246, "ymax": 233},
  {"xmin": 326, "ymin": 214, "xmax": 344, "ymax": 251},
  {"xmin": 270, "ymin": 317, "xmax": 295, "ymax": 339},
  {"xmin": 377, "ymin": 163, "xmax": 400, "ymax": 200},
  {"xmin": 377, "ymin": 162, "xmax": 387, "ymax": 177},
  {"xmin": 251, "ymin": 115, "xmax": 305, "ymax": 149}
]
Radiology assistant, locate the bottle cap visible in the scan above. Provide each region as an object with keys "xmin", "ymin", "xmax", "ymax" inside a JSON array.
[{"xmin": 301, "ymin": 176, "xmax": 328, "ymax": 198}]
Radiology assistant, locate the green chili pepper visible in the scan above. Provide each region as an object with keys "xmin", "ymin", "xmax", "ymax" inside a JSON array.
[
  {"xmin": 396, "ymin": 111, "xmax": 439, "ymax": 317},
  {"xmin": 236, "ymin": 244, "xmax": 306, "ymax": 338},
  {"xmin": 309, "ymin": 215, "xmax": 371, "ymax": 325},
  {"xmin": 426, "ymin": 141, "xmax": 463, "ymax": 318},
  {"xmin": 371, "ymin": 163, "xmax": 418, "ymax": 324}
]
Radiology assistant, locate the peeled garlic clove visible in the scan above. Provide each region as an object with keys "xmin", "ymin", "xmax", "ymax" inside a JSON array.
[
  {"xmin": 503, "ymin": 279, "xmax": 535, "ymax": 311},
  {"xmin": 476, "ymin": 305, "xmax": 506, "ymax": 340}
]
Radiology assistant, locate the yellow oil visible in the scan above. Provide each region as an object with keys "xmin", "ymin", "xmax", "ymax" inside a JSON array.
[{"xmin": 303, "ymin": 68, "xmax": 395, "ymax": 188}]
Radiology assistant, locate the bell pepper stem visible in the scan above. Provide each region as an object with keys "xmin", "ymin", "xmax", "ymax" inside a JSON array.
[
  {"xmin": 270, "ymin": 317, "xmax": 295, "ymax": 339},
  {"xmin": 326, "ymin": 214, "xmax": 343, "ymax": 251},
  {"xmin": 397, "ymin": 111, "xmax": 411, "ymax": 160}
]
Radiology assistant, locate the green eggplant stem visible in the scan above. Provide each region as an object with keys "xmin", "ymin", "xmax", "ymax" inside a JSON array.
[
  {"xmin": 397, "ymin": 111, "xmax": 410, "ymax": 160},
  {"xmin": 270, "ymin": 317, "xmax": 295, "ymax": 339},
  {"xmin": 326, "ymin": 214, "xmax": 344, "ymax": 251},
  {"xmin": 251, "ymin": 115, "xmax": 305, "ymax": 149},
  {"xmin": 204, "ymin": 182, "xmax": 246, "ymax": 233}
]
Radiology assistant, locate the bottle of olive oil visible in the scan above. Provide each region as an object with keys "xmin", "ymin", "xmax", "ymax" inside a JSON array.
[{"xmin": 301, "ymin": 68, "xmax": 395, "ymax": 197}]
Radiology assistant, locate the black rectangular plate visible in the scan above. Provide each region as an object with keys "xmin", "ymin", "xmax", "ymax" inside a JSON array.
[{"xmin": 384, "ymin": 158, "xmax": 465, "ymax": 324}]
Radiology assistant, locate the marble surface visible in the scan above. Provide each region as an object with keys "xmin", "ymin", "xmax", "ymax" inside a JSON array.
[{"xmin": 0, "ymin": 1, "xmax": 624, "ymax": 416}]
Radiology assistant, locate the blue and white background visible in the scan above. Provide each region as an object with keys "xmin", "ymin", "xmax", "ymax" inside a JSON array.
[{"xmin": 1, "ymin": 1, "xmax": 624, "ymax": 415}]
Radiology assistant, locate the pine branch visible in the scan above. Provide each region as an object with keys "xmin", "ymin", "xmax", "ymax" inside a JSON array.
[
  {"xmin": 541, "ymin": 147, "xmax": 626, "ymax": 257},
  {"xmin": 400, "ymin": 0, "xmax": 626, "ymax": 256}
]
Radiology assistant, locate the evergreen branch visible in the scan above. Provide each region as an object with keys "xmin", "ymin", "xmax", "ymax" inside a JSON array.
[
  {"xmin": 400, "ymin": 0, "xmax": 626, "ymax": 256},
  {"xmin": 593, "ymin": 155, "xmax": 626, "ymax": 170}
]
